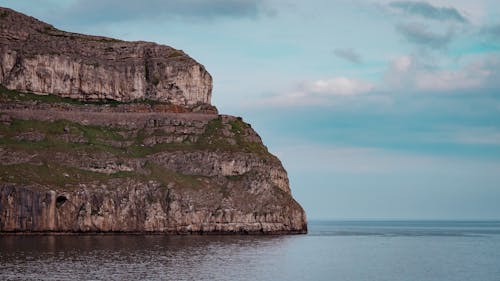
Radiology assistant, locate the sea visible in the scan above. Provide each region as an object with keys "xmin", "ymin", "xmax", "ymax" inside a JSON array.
[{"xmin": 1, "ymin": 220, "xmax": 500, "ymax": 281}]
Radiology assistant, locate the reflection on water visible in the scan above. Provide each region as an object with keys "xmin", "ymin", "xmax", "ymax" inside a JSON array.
[
  {"xmin": 2, "ymin": 221, "xmax": 500, "ymax": 281},
  {"xmin": 0, "ymin": 235, "xmax": 290, "ymax": 281}
]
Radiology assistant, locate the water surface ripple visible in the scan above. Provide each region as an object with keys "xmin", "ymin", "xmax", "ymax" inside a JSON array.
[{"xmin": 1, "ymin": 221, "xmax": 500, "ymax": 281}]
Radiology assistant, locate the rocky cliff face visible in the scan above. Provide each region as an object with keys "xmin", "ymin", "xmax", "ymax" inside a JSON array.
[
  {"xmin": 0, "ymin": 8, "xmax": 307, "ymax": 234},
  {"xmin": 0, "ymin": 7, "xmax": 212, "ymax": 105},
  {"xmin": 0, "ymin": 98, "xmax": 307, "ymax": 234}
]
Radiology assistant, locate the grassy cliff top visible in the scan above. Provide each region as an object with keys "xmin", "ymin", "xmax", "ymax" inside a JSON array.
[{"xmin": 0, "ymin": 86, "xmax": 217, "ymax": 113}]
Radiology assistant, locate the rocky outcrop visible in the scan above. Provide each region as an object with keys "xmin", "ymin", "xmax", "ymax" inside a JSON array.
[
  {"xmin": 0, "ymin": 7, "xmax": 212, "ymax": 105},
  {"xmin": 0, "ymin": 8, "xmax": 307, "ymax": 234},
  {"xmin": 0, "ymin": 98, "xmax": 307, "ymax": 234},
  {"xmin": 0, "ymin": 180, "xmax": 306, "ymax": 233}
]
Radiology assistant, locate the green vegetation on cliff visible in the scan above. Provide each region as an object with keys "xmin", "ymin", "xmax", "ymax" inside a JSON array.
[
  {"xmin": 0, "ymin": 161, "xmax": 206, "ymax": 191},
  {"xmin": 0, "ymin": 89, "xmax": 274, "ymax": 190},
  {"xmin": 0, "ymin": 116, "xmax": 270, "ymax": 157},
  {"xmin": 0, "ymin": 85, "xmax": 161, "ymax": 106},
  {"xmin": 0, "ymin": 85, "xmax": 86, "ymax": 105},
  {"xmin": 0, "ymin": 86, "xmax": 268, "ymax": 156}
]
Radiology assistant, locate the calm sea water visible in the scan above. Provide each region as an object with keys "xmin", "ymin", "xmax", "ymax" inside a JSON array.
[{"xmin": 1, "ymin": 221, "xmax": 500, "ymax": 281}]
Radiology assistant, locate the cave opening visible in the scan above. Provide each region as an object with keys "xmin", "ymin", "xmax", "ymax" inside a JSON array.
[{"xmin": 56, "ymin": 195, "xmax": 67, "ymax": 208}]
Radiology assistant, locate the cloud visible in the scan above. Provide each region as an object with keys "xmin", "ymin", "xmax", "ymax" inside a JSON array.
[
  {"xmin": 396, "ymin": 23, "xmax": 454, "ymax": 48},
  {"xmin": 481, "ymin": 23, "xmax": 500, "ymax": 43},
  {"xmin": 413, "ymin": 125, "xmax": 500, "ymax": 145},
  {"xmin": 300, "ymin": 77, "xmax": 374, "ymax": 96},
  {"xmin": 275, "ymin": 144, "xmax": 500, "ymax": 174},
  {"xmin": 259, "ymin": 77, "xmax": 375, "ymax": 106},
  {"xmin": 415, "ymin": 67, "xmax": 489, "ymax": 92},
  {"xmin": 384, "ymin": 54, "xmax": 500, "ymax": 93},
  {"xmin": 60, "ymin": 0, "xmax": 266, "ymax": 23},
  {"xmin": 389, "ymin": 1, "xmax": 468, "ymax": 23},
  {"xmin": 453, "ymin": 128, "xmax": 500, "ymax": 145},
  {"xmin": 392, "ymin": 55, "xmax": 412, "ymax": 71},
  {"xmin": 260, "ymin": 54, "xmax": 500, "ymax": 108},
  {"xmin": 259, "ymin": 53, "xmax": 500, "ymax": 108},
  {"xmin": 333, "ymin": 48, "xmax": 362, "ymax": 64}
]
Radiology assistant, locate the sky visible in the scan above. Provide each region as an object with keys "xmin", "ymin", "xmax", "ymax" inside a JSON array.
[{"xmin": 2, "ymin": 0, "xmax": 499, "ymax": 220}]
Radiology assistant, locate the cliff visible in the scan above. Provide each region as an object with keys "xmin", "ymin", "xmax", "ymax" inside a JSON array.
[
  {"xmin": 0, "ymin": 8, "xmax": 307, "ymax": 234},
  {"xmin": 0, "ymin": 7, "xmax": 211, "ymax": 106}
]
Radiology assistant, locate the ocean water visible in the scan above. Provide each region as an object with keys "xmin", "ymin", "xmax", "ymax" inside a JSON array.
[{"xmin": 1, "ymin": 221, "xmax": 500, "ymax": 281}]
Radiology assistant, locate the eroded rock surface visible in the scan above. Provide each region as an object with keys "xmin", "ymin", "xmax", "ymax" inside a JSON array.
[
  {"xmin": 0, "ymin": 7, "xmax": 212, "ymax": 105},
  {"xmin": 0, "ymin": 104, "xmax": 307, "ymax": 234},
  {"xmin": 0, "ymin": 180, "xmax": 306, "ymax": 234}
]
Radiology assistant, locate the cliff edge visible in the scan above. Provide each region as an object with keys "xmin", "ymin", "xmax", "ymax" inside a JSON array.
[
  {"xmin": 0, "ymin": 7, "xmax": 307, "ymax": 234},
  {"xmin": 0, "ymin": 7, "xmax": 212, "ymax": 105}
]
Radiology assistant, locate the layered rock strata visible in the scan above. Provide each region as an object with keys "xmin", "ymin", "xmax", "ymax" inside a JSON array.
[
  {"xmin": 0, "ymin": 7, "xmax": 212, "ymax": 105},
  {"xmin": 0, "ymin": 7, "xmax": 307, "ymax": 234},
  {"xmin": 0, "ymin": 89, "xmax": 307, "ymax": 234}
]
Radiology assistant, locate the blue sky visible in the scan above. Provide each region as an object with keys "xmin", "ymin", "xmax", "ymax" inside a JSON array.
[{"xmin": 2, "ymin": 0, "xmax": 500, "ymax": 220}]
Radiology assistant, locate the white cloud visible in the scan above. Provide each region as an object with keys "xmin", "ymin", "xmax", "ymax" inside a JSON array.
[
  {"xmin": 257, "ymin": 53, "xmax": 500, "ymax": 108},
  {"xmin": 392, "ymin": 55, "xmax": 413, "ymax": 71},
  {"xmin": 415, "ymin": 68, "xmax": 489, "ymax": 91},
  {"xmin": 258, "ymin": 77, "xmax": 375, "ymax": 107},
  {"xmin": 384, "ymin": 54, "xmax": 499, "ymax": 93},
  {"xmin": 300, "ymin": 77, "xmax": 375, "ymax": 96}
]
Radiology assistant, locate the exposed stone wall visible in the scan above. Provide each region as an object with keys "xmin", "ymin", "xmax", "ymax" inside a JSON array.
[
  {"xmin": 0, "ymin": 180, "xmax": 307, "ymax": 234},
  {"xmin": 0, "ymin": 107, "xmax": 307, "ymax": 234},
  {"xmin": 149, "ymin": 151, "xmax": 291, "ymax": 193},
  {"xmin": 0, "ymin": 7, "xmax": 212, "ymax": 106}
]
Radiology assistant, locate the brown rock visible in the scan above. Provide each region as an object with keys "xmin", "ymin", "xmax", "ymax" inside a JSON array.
[
  {"xmin": 0, "ymin": 7, "xmax": 212, "ymax": 106},
  {"xmin": 0, "ymin": 7, "xmax": 307, "ymax": 235}
]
